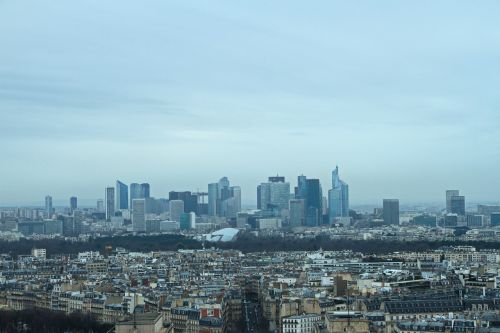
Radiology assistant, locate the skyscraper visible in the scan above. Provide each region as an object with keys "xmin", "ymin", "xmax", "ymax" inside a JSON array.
[
  {"xmin": 305, "ymin": 178, "xmax": 322, "ymax": 227},
  {"xmin": 130, "ymin": 183, "xmax": 142, "ymax": 209},
  {"xmin": 257, "ymin": 176, "xmax": 291, "ymax": 215},
  {"xmin": 450, "ymin": 195, "xmax": 465, "ymax": 215},
  {"xmin": 45, "ymin": 195, "xmax": 53, "ymax": 218},
  {"xmin": 70, "ymin": 196, "xmax": 77, "ymax": 213},
  {"xmin": 169, "ymin": 191, "xmax": 198, "ymax": 213},
  {"xmin": 208, "ymin": 183, "xmax": 218, "ymax": 216},
  {"xmin": 446, "ymin": 190, "xmax": 460, "ymax": 213},
  {"xmin": 169, "ymin": 200, "xmax": 184, "ymax": 223},
  {"xmin": 220, "ymin": 186, "xmax": 241, "ymax": 219},
  {"xmin": 208, "ymin": 177, "xmax": 241, "ymax": 218},
  {"xmin": 116, "ymin": 180, "xmax": 129, "ymax": 210},
  {"xmin": 296, "ymin": 175, "xmax": 307, "ymax": 201},
  {"xmin": 328, "ymin": 166, "xmax": 349, "ymax": 223},
  {"xmin": 69, "ymin": 197, "xmax": 78, "ymax": 213},
  {"xmin": 132, "ymin": 199, "xmax": 146, "ymax": 232},
  {"xmin": 105, "ymin": 187, "xmax": 115, "ymax": 220},
  {"xmin": 130, "ymin": 182, "xmax": 150, "ymax": 209},
  {"xmin": 383, "ymin": 199, "xmax": 399, "ymax": 225},
  {"xmin": 289, "ymin": 199, "xmax": 305, "ymax": 227},
  {"xmin": 141, "ymin": 183, "xmax": 150, "ymax": 198}
]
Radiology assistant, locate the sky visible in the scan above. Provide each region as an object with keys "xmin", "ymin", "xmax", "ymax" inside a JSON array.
[{"xmin": 1, "ymin": 1, "xmax": 500, "ymax": 207}]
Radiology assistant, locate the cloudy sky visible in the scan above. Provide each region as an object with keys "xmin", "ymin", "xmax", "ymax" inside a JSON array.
[{"xmin": 1, "ymin": 1, "xmax": 500, "ymax": 206}]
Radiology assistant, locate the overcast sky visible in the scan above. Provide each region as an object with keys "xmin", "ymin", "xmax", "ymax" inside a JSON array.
[{"xmin": 1, "ymin": 1, "xmax": 500, "ymax": 206}]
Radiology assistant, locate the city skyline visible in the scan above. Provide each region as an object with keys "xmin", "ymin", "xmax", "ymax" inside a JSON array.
[
  {"xmin": 1, "ymin": 173, "xmax": 498, "ymax": 209},
  {"xmin": 2, "ymin": 1, "xmax": 500, "ymax": 205}
]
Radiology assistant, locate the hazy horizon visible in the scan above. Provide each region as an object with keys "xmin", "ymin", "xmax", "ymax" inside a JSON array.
[{"xmin": 2, "ymin": 1, "xmax": 500, "ymax": 206}]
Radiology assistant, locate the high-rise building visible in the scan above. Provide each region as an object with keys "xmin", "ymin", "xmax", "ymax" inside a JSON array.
[
  {"xmin": 208, "ymin": 178, "xmax": 241, "ymax": 218},
  {"xmin": 169, "ymin": 191, "xmax": 198, "ymax": 213},
  {"xmin": 130, "ymin": 183, "xmax": 142, "ymax": 209},
  {"xmin": 70, "ymin": 196, "xmax": 77, "ymax": 213},
  {"xmin": 296, "ymin": 175, "xmax": 307, "ymax": 201},
  {"xmin": 383, "ymin": 199, "xmax": 399, "ymax": 225},
  {"xmin": 229, "ymin": 186, "xmax": 241, "ymax": 217},
  {"xmin": 208, "ymin": 183, "xmax": 218, "ymax": 216},
  {"xmin": 446, "ymin": 190, "xmax": 460, "ymax": 213},
  {"xmin": 169, "ymin": 200, "xmax": 184, "ymax": 223},
  {"xmin": 305, "ymin": 179, "xmax": 322, "ymax": 227},
  {"xmin": 289, "ymin": 199, "xmax": 305, "ymax": 227},
  {"xmin": 328, "ymin": 166, "xmax": 349, "ymax": 223},
  {"xmin": 116, "ymin": 180, "xmax": 129, "ymax": 210},
  {"xmin": 257, "ymin": 176, "xmax": 291, "ymax": 215},
  {"xmin": 450, "ymin": 195, "xmax": 465, "ymax": 215},
  {"xmin": 130, "ymin": 182, "xmax": 150, "ymax": 209},
  {"xmin": 105, "ymin": 187, "xmax": 115, "ymax": 220},
  {"xmin": 220, "ymin": 187, "xmax": 241, "ymax": 219},
  {"xmin": 141, "ymin": 183, "xmax": 150, "ymax": 198},
  {"xmin": 132, "ymin": 199, "xmax": 146, "ymax": 232},
  {"xmin": 45, "ymin": 195, "xmax": 53, "ymax": 218}
]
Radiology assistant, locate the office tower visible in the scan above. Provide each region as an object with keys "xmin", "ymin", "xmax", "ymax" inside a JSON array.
[
  {"xmin": 130, "ymin": 182, "xmax": 150, "ymax": 209},
  {"xmin": 289, "ymin": 199, "xmax": 305, "ymax": 227},
  {"xmin": 45, "ymin": 195, "xmax": 53, "ymax": 218},
  {"xmin": 450, "ymin": 195, "xmax": 465, "ymax": 215},
  {"xmin": 116, "ymin": 180, "xmax": 129, "ymax": 210},
  {"xmin": 208, "ymin": 177, "xmax": 241, "ymax": 218},
  {"xmin": 322, "ymin": 196, "xmax": 328, "ymax": 216},
  {"xmin": 446, "ymin": 190, "xmax": 460, "ymax": 213},
  {"xmin": 328, "ymin": 166, "xmax": 349, "ymax": 223},
  {"xmin": 105, "ymin": 187, "xmax": 115, "ymax": 220},
  {"xmin": 218, "ymin": 177, "xmax": 231, "ymax": 213},
  {"xmin": 169, "ymin": 191, "xmax": 198, "ymax": 213},
  {"xmin": 130, "ymin": 183, "xmax": 142, "ymax": 208},
  {"xmin": 141, "ymin": 183, "xmax": 150, "ymax": 198},
  {"xmin": 169, "ymin": 200, "xmax": 184, "ymax": 223},
  {"xmin": 180, "ymin": 212, "xmax": 196, "ymax": 230},
  {"xmin": 296, "ymin": 175, "xmax": 307, "ymax": 201},
  {"xmin": 305, "ymin": 179, "xmax": 322, "ymax": 227},
  {"xmin": 96, "ymin": 199, "xmax": 104, "ymax": 213},
  {"xmin": 208, "ymin": 183, "xmax": 218, "ymax": 216},
  {"xmin": 132, "ymin": 199, "xmax": 146, "ymax": 232},
  {"xmin": 230, "ymin": 186, "xmax": 241, "ymax": 216},
  {"xmin": 383, "ymin": 199, "xmax": 400, "ymax": 225},
  {"xmin": 257, "ymin": 176, "xmax": 291, "ymax": 214},
  {"xmin": 220, "ymin": 188, "xmax": 241, "ymax": 219},
  {"xmin": 70, "ymin": 196, "xmax": 77, "ymax": 213}
]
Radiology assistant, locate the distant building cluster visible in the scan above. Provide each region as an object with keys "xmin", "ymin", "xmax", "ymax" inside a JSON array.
[{"xmin": 1, "ymin": 167, "xmax": 500, "ymax": 243}]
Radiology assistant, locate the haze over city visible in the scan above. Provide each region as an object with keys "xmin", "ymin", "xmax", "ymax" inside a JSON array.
[{"xmin": 2, "ymin": 1, "xmax": 500, "ymax": 206}]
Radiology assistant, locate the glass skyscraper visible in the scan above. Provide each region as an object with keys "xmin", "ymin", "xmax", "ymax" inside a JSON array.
[
  {"xmin": 305, "ymin": 178, "xmax": 322, "ymax": 227},
  {"xmin": 130, "ymin": 182, "xmax": 150, "ymax": 209},
  {"xmin": 257, "ymin": 176, "xmax": 291, "ymax": 215},
  {"xmin": 328, "ymin": 166, "xmax": 349, "ymax": 223},
  {"xmin": 208, "ymin": 177, "xmax": 241, "ymax": 218},
  {"xmin": 116, "ymin": 180, "xmax": 128, "ymax": 210}
]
